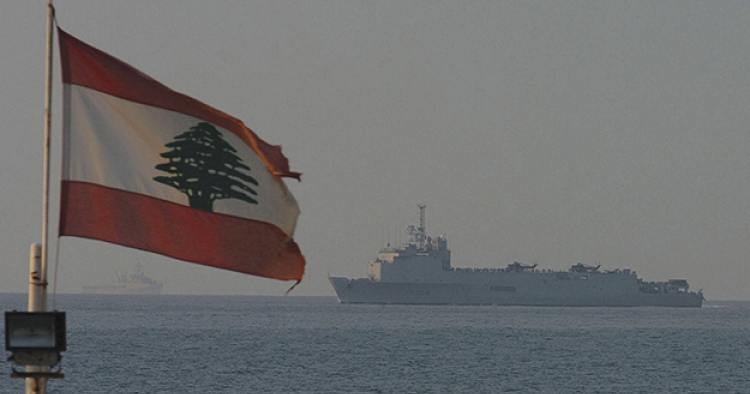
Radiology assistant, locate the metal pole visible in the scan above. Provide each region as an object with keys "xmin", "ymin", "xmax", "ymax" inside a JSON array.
[
  {"xmin": 26, "ymin": 244, "xmax": 47, "ymax": 394},
  {"xmin": 40, "ymin": 0, "xmax": 54, "ymax": 298},
  {"xmin": 27, "ymin": 244, "xmax": 45, "ymax": 313},
  {"xmin": 25, "ymin": 2, "xmax": 55, "ymax": 393}
]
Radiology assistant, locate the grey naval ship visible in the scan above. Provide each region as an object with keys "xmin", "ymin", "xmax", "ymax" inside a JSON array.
[
  {"xmin": 329, "ymin": 205, "xmax": 703, "ymax": 307},
  {"xmin": 82, "ymin": 264, "xmax": 163, "ymax": 295}
]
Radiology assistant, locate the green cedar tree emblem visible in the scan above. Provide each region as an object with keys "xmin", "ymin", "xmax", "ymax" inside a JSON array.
[{"xmin": 153, "ymin": 122, "xmax": 259, "ymax": 212}]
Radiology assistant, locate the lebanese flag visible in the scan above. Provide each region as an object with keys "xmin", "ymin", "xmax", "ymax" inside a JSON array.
[{"xmin": 57, "ymin": 28, "xmax": 305, "ymax": 284}]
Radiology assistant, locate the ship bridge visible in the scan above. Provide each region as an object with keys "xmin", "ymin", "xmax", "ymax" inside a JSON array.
[{"xmin": 368, "ymin": 205, "xmax": 451, "ymax": 282}]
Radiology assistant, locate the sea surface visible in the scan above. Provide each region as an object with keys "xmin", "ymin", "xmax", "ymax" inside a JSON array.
[{"xmin": 1, "ymin": 294, "xmax": 748, "ymax": 394}]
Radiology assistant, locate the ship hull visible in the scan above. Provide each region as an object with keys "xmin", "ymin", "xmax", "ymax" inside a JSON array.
[
  {"xmin": 329, "ymin": 277, "xmax": 703, "ymax": 308},
  {"xmin": 81, "ymin": 284, "xmax": 163, "ymax": 295}
]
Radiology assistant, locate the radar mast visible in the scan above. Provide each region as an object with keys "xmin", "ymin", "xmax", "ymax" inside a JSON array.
[
  {"xmin": 418, "ymin": 204, "xmax": 426, "ymax": 248},
  {"xmin": 406, "ymin": 204, "xmax": 427, "ymax": 248}
]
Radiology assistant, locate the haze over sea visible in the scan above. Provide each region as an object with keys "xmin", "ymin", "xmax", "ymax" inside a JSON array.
[{"xmin": 1, "ymin": 294, "xmax": 748, "ymax": 394}]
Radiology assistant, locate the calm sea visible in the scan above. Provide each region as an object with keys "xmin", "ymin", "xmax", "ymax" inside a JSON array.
[{"xmin": 1, "ymin": 294, "xmax": 748, "ymax": 394}]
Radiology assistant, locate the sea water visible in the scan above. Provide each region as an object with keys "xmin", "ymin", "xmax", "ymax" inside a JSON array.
[{"xmin": 1, "ymin": 294, "xmax": 748, "ymax": 394}]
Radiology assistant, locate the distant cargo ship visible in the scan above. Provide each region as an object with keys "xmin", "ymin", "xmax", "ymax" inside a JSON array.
[
  {"xmin": 82, "ymin": 265, "xmax": 163, "ymax": 295},
  {"xmin": 330, "ymin": 205, "xmax": 703, "ymax": 307}
]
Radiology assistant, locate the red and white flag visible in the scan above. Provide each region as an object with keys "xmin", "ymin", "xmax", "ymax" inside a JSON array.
[{"xmin": 57, "ymin": 28, "xmax": 305, "ymax": 284}]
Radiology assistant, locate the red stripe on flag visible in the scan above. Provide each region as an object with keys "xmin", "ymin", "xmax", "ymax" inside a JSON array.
[
  {"xmin": 57, "ymin": 27, "xmax": 300, "ymax": 180},
  {"xmin": 59, "ymin": 181, "xmax": 305, "ymax": 282}
]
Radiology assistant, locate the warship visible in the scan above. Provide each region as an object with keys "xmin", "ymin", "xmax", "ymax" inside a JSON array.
[
  {"xmin": 82, "ymin": 264, "xmax": 163, "ymax": 295},
  {"xmin": 329, "ymin": 205, "xmax": 703, "ymax": 307}
]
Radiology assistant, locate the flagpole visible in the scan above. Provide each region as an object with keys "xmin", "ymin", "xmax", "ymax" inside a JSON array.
[
  {"xmin": 40, "ymin": 0, "xmax": 55, "ymax": 307},
  {"xmin": 25, "ymin": 2, "xmax": 55, "ymax": 393}
]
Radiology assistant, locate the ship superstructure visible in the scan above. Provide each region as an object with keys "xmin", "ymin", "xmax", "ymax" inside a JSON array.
[{"xmin": 329, "ymin": 205, "xmax": 703, "ymax": 307}]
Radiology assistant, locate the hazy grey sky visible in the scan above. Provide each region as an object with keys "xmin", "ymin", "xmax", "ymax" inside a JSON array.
[{"xmin": 2, "ymin": 1, "xmax": 749, "ymax": 300}]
